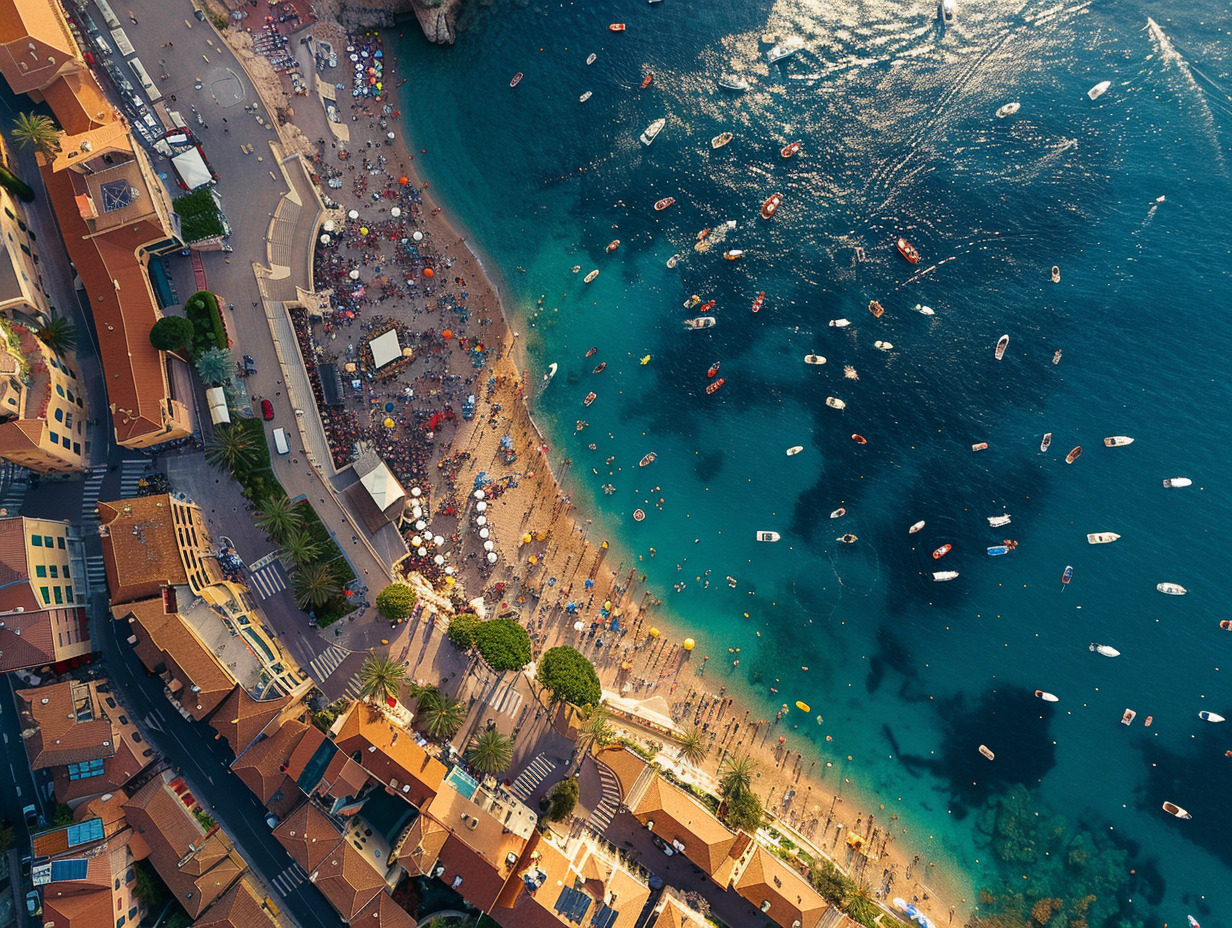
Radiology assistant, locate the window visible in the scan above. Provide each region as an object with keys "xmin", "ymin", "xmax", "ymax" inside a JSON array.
[
  {"xmin": 54, "ymin": 408, "xmax": 63, "ymax": 422},
  {"xmin": 117, "ymin": 917, "xmax": 125, "ymax": 928},
  {"xmin": 63, "ymin": 565, "xmax": 70, "ymax": 578},
  {"xmin": 73, "ymin": 442, "xmax": 81, "ymax": 454},
  {"xmin": 35, "ymin": 565, "xmax": 46, "ymax": 578},
  {"xmin": 39, "ymin": 586, "xmax": 50, "ymax": 604},
  {"xmin": 128, "ymin": 907, "xmax": 137, "ymax": 920},
  {"xmin": 53, "ymin": 586, "xmax": 62, "ymax": 604},
  {"xmin": 49, "ymin": 565, "xmax": 58, "ymax": 578},
  {"xmin": 57, "ymin": 537, "xmax": 66, "ymax": 549},
  {"xmin": 66, "ymin": 588, "xmax": 73, "ymax": 603},
  {"xmin": 31, "ymin": 535, "xmax": 42, "ymax": 547},
  {"xmin": 67, "ymin": 758, "xmax": 105, "ymax": 780},
  {"xmin": 56, "ymin": 384, "xmax": 64, "ymax": 397},
  {"xmin": 44, "ymin": 536, "xmax": 53, "ymax": 547}
]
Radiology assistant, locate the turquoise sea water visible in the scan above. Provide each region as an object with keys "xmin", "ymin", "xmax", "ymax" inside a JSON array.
[{"xmin": 394, "ymin": 2, "xmax": 1232, "ymax": 923}]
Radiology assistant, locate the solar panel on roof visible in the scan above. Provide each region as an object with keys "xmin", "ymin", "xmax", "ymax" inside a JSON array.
[
  {"xmin": 50, "ymin": 858, "xmax": 88, "ymax": 882},
  {"xmin": 591, "ymin": 904, "xmax": 619, "ymax": 928},
  {"xmin": 66, "ymin": 818, "xmax": 104, "ymax": 847},
  {"xmin": 554, "ymin": 886, "xmax": 593, "ymax": 924}
]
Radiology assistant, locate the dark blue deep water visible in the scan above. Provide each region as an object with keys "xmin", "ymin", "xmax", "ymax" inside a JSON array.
[{"xmin": 393, "ymin": 1, "xmax": 1232, "ymax": 923}]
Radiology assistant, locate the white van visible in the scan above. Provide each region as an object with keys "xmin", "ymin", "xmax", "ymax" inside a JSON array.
[{"xmin": 272, "ymin": 428, "xmax": 289, "ymax": 455}]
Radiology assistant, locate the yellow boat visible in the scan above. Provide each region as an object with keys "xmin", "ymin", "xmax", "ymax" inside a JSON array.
[
  {"xmin": 640, "ymin": 355, "xmax": 651, "ymax": 365},
  {"xmin": 796, "ymin": 700, "xmax": 810, "ymax": 712}
]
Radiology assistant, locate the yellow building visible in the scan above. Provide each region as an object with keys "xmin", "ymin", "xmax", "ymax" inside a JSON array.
[
  {"xmin": 0, "ymin": 320, "xmax": 87, "ymax": 472},
  {"xmin": 0, "ymin": 134, "xmax": 53, "ymax": 326}
]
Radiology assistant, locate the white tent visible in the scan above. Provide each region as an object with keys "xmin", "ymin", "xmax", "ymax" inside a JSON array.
[
  {"xmin": 369, "ymin": 329, "xmax": 402, "ymax": 368},
  {"xmin": 205, "ymin": 386, "xmax": 230, "ymax": 425},
  {"xmin": 359, "ymin": 457, "xmax": 406, "ymax": 511},
  {"xmin": 171, "ymin": 148, "xmax": 213, "ymax": 191}
]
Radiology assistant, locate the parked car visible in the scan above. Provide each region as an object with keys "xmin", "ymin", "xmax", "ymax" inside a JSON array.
[
  {"xmin": 652, "ymin": 835, "xmax": 674, "ymax": 856},
  {"xmin": 26, "ymin": 890, "xmax": 41, "ymax": 917},
  {"xmin": 22, "ymin": 804, "xmax": 39, "ymax": 827},
  {"xmin": 261, "ymin": 399, "xmax": 274, "ymax": 420},
  {"xmin": 264, "ymin": 813, "xmax": 279, "ymax": 829}
]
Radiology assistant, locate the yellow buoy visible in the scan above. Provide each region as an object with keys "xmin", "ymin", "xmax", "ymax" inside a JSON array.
[
  {"xmin": 682, "ymin": 637, "xmax": 696, "ymax": 651},
  {"xmin": 796, "ymin": 701, "xmax": 811, "ymax": 713},
  {"xmin": 648, "ymin": 627, "xmax": 661, "ymax": 638}
]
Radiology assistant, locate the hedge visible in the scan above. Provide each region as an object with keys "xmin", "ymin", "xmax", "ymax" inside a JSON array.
[
  {"xmin": 184, "ymin": 290, "xmax": 228, "ymax": 356},
  {"xmin": 173, "ymin": 188, "xmax": 225, "ymax": 242}
]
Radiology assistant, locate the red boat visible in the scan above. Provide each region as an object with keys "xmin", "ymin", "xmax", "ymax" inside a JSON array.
[
  {"xmin": 585, "ymin": 346, "xmax": 598, "ymax": 358},
  {"xmin": 761, "ymin": 192, "xmax": 784, "ymax": 219},
  {"xmin": 510, "ymin": 73, "xmax": 523, "ymax": 88},
  {"xmin": 583, "ymin": 392, "xmax": 597, "ymax": 406},
  {"xmin": 707, "ymin": 362, "xmax": 720, "ymax": 378},
  {"xmin": 1065, "ymin": 446, "xmax": 1083, "ymax": 464},
  {"xmin": 896, "ymin": 237, "xmax": 920, "ymax": 263},
  {"xmin": 1002, "ymin": 539, "xmax": 1019, "ymax": 550},
  {"xmin": 592, "ymin": 362, "xmax": 606, "ymax": 374},
  {"xmin": 698, "ymin": 299, "xmax": 716, "ymax": 313},
  {"xmin": 932, "ymin": 544, "xmax": 952, "ymax": 560},
  {"xmin": 781, "ymin": 140, "xmax": 801, "ymax": 158},
  {"xmin": 609, "ymin": 23, "xmax": 626, "ymax": 32},
  {"xmin": 654, "ymin": 197, "xmax": 675, "ymax": 211},
  {"xmin": 633, "ymin": 508, "xmax": 646, "ymax": 521},
  {"xmin": 868, "ymin": 300, "xmax": 884, "ymax": 318},
  {"xmin": 751, "ymin": 291, "xmax": 765, "ymax": 313},
  {"xmin": 606, "ymin": 239, "xmax": 620, "ymax": 253},
  {"xmin": 1221, "ymin": 620, "xmax": 1232, "ymax": 630},
  {"xmin": 706, "ymin": 378, "xmax": 725, "ymax": 395},
  {"xmin": 851, "ymin": 434, "xmax": 868, "ymax": 445},
  {"xmin": 696, "ymin": 227, "xmax": 712, "ymax": 240},
  {"xmin": 641, "ymin": 73, "xmax": 653, "ymax": 89}
]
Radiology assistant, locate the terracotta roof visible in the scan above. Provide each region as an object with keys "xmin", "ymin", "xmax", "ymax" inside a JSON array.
[
  {"xmin": 732, "ymin": 847, "xmax": 828, "ymax": 928},
  {"xmin": 629, "ymin": 777, "xmax": 740, "ymax": 877},
  {"xmin": 16, "ymin": 680, "xmax": 116, "ymax": 769},
  {"xmin": 40, "ymin": 847, "xmax": 126, "ymax": 928},
  {"xmin": 354, "ymin": 891, "xmax": 418, "ymax": 928},
  {"xmin": 311, "ymin": 840, "xmax": 386, "ymax": 922},
  {"xmin": 333, "ymin": 702, "xmax": 446, "ymax": 808},
  {"xmin": 232, "ymin": 719, "xmax": 311, "ymax": 804},
  {"xmin": 321, "ymin": 751, "xmax": 371, "ymax": 801},
  {"xmin": 192, "ymin": 876, "xmax": 282, "ymax": 928},
  {"xmin": 644, "ymin": 892, "xmax": 712, "ymax": 928},
  {"xmin": 0, "ymin": 606, "xmax": 57, "ymax": 671},
  {"xmin": 0, "ymin": 0, "xmax": 80, "ymax": 94},
  {"xmin": 273, "ymin": 801, "xmax": 344, "ymax": 873},
  {"xmin": 122, "ymin": 598, "xmax": 234, "ymax": 720},
  {"xmin": 595, "ymin": 746, "xmax": 646, "ymax": 802},
  {"xmin": 55, "ymin": 717, "xmax": 148, "ymax": 803},
  {"xmin": 212, "ymin": 689, "xmax": 293, "ymax": 758},
  {"xmin": 97, "ymin": 495, "xmax": 191, "ymax": 604},
  {"xmin": 283, "ymin": 724, "xmax": 328, "ymax": 790},
  {"xmin": 39, "ymin": 68, "xmax": 114, "ymax": 135}
]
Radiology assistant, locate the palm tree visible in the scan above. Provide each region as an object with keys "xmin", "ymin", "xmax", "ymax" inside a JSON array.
[
  {"xmin": 292, "ymin": 562, "xmax": 341, "ymax": 611},
  {"xmin": 357, "ymin": 653, "xmax": 405, "ymax": 704},
  {"xmin": 465, "ymin": 727, "xmax": 514, "ymax": 775},
  {"xmin": 420, "ymin": 693, "xmax": 467, "ymax": 740},
  {"xmin": 35, "ymin": 313, "xmax": 77, "ymax": 355},
  {"xmin": 570, "ymin": 705, "xmax": 614, "ymax": 772},
  {"xmin": 280, "ymin": 528, "xmax": 321, "ymax": 567},
  {"xmin": 675, "ymin": 726, "xmax": 709, "ymax": 766},
  {"xmin": 718, "ymin": 754, "xmax": 758, "ymax": 800},
  {"xmin": 842, "ymin": 881, "xmax": 879, "ymax": 927},
  {"xmin": 12, "ymin": 113, "xmax": 61, "ymax": 154},
  {"xmin": 254, "ymin": 495, "xmax": 304, "ymax": 542},
  {"xmin": 194, "ymin": 347, "xmax": 232, "ymax": 386},
  {"xmin": 205, "ymin": 425, "xmax": 259, "ymax": 474}
]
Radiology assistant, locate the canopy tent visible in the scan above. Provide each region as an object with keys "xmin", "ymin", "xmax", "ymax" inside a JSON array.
[
  {"xmin": 369, "ymin": 329, "xmax": 402, "ymax": 368},
  {"xmin": 171, "ymin": 148, "xmax": 214, "ymax": 191},
  {"xmin": 205, "ymin": 386, "xmax": 230, "ymax": 425},
  {"xmin": 359, "ymin": 456, "xmax": 406, "ymax": 510}
]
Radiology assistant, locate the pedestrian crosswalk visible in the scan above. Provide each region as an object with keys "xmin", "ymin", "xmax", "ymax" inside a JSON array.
[
  {"xmin": 486, "ymin": 684, "xmax": 524, "ymax": 718},
  {"xmin": 308, "ymin": 644, "xmax": 350, "ymax": 683},
  {"xmin": 509, "ymin": 753, "xmax": 557, "ymax": 802},
  {"xmin": 79, "ymin": 466, "xmax": 107, "ymax": 527},
  {"xmin": 247, "ymin": 561, "xmax": 287, "ymax": 599},
  {"xmin": 343, "ymin": 673, "xmax": 365, "ymax": 700},
  {"xmin": 119, "ymin": 459, "xmax": 151, "ymax": 497},
  {"xmin": 270, "ymin": 862, "xmax": 306, "ymax": 896},
  {"xmin": 85, "ymin": 555, "xmax": 108, "ymax": 596},
  {"xmin": 586, "ymin": 763, "xmax": 622, "ymax": 834}
]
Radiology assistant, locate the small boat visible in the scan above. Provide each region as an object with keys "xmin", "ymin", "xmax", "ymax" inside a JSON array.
[
  {"xmin": 640, "ymin": 118, "xmax": 666, "ymax": 145},
  {"xmin": 723, "ymin": 250, "xmax": 744, "ymax": 260},
  {"xmin": 641, "ymin": 73, "xmax": 653, "ymax": 89},
  {"xmin": 1162, "ymin": 477, "xmax": 1191, "ymax": 488},
  {"xmin": 909, "ymin": 521, "xmax": 925, "ymax": 534},
  {"xmin": 933, "ymin": 570, "xmax": 959, "ymax": 581},
  {"xmin": 869, "ymin": 300, "xmax": 885, "ymax": 318},
  {"xmin": 639, "ymin": 453, "xmax": 656, "ymax": 467},
  {"xmin": 1051, "ymin": 266, "xmax": 1061, "ymax": 283},
  {"xmin": 781, "ymin": 140, "xmax": 801, "ymax": 158},
  {"xmin": 1162, "ymin": 801, "xmax": 1191, "ymax": 820},
  {"xmin": 684, "ymin": 317, "xmax": 716, "ymax": 329},
  {"xmin": 654, "ymin": 197, "xmax": 676, "ymax": 211},
  {"xmin": 804, "ymin": 355, "xmax": 827, "ymax": 365},
  {"xmin": 1188, "ymin": 917, "xmax": 1200, "ymax": 928},
  {"xmin": 585, "ymin": 347, "xmax": 598, "ymax": 358},
  {"xmin": 1104, "ymin": 436, "xmax": 1134, "ymax": 447},
  {"xmin": 786, "ymin": 446, "xmax": 804, "ymax": 456},
  {"xmin": 941, "ymin": 0, "xmax": 956, "ymax": 22},
  {"xmin": 996, "ymin": 102, "xmax": 1021, "ymax": 118},
  {"xmin": 987, "ymin": 545, "xmax": 1009, "ymax": 556},
  {"xmin": 1065, "ymin": 446, "xmax": 1082, "ymax": 464},
  {"xmin": 640, "ymin": 355, "xmax": 651, "ymax": 365},
  {"xmin": 706, "ymin": 378, "xmax": 725, "ymax": 395},
  {"xmin": 698, "ymin": 300, "xmax": 717, "ymax": 313},
  {"xmin": 586, "ymin": 53, "xmax": 597, "ymax": 65},
  {"xmin": 995, "ymin": 334, "xmax": 1009, "ymax": 360},
  {"xmin": 896, "ymin": 238, "xmax": 919, "ymax": 264},
  {"xmin": 851, "ymin": 434, "xmax": 867, "ymax": 445},
  {"xmin": 1087, "ymin": 80, "xmax": 1111, "ymax": 100},
  {"xmin": 510, "ymin": 73, "xmax": 523, "ymax": 88},
  {"xmin": 1052, "ymin": 349, "xmax": 1062, "ymax": 365},
  {"xmin": 1199, "ymin": 711, "xmax": 1225, "ymax": 723},
  {"xmin": 761, "ymin": 193, "xmax": 784, "ymax": 219},
  {"xmin": 979, "ymin": 745, "xmax": 995, "ymax": 761},
  {"xmin": 633, "ymin": 509, "xmax": 645, "ymax": 522},
  {"xmin": 544, "ymin": 363, "xmax": 558, "ymax": 383},
  {"xmin": 1221, "ymin": 620, "xmax": 1232, "ymax": 630},
  {"xmin": 1145, "ymin": 716, "xmax": 1153, "ymax": 726},
  {"xmin": 1041, "ymin": 433, "xmax": 1052, "ymax": 452},
  {"xmin": 916, "ymin": 304, "xmax": 936, "ymax": 316},
  {"xmin": 1035, "ymin": 690, "xmax": 1059, "ymax": 703},
  {"xmin": 830, "ymin": 318, "xmax": 851, "ymax": 328},
  {"xmin": 606, "ymin": 240, "xmax": 620, "ymax": 253},
  {"xmin": 666, "ymin": 255, "xmax": 679, "ymax": 268},
  {"xmin": 838, "ymin": 534, "xmax": 858, "ymax": 544},
  {"xmin": 751, "ymin": 291, "xmax": 765, "ymax": 313},
  {"xmin": 932, "ymin": 544, "xmax": 952, "ymax": 560},
  {"xmin": 711, "ymin": 132, "xmax": 733, "ymax": 150},
  {"xmin": 583, "ymin": 392, "xmax": 597, "ymax": 406},
  {"xmin": 874, "ymin": 340, "xmax": 893, "ymax": 350},
  {"xmin": 972, "ymin": 442, "xmax": 988, "ymax": 452},
  {"xmin": 1090, "ymin": 643, "xmax": 1120, "ymax": 657},
  {"xmin": 1087, "ymin": 532, "xmax": 1120, "ymax": 544},
  {"xmin": 830, "ymin": 508, "xmax": 846, "ymax": 519},
  {"xmin": 696, "ymin": 228, "xmax": 711, "ymax": 241},
  {"xmin": 609, "ymin": 23, "xmax": 626, "ymax": 32},
  {"xmin": 988, "ymin": 514, "xmax": 1012, "ymax": 527},
  {"xmin": 1121, "ymin": 708, "xmax": 1136, "ymax": 725},
  {"xmin": 1157, "ymin": 582, "xmax": 1187, "ymax": 595},
  {"xmin": 1061, "ymin": 565, "xmax": 1073, "ymax": 588},
  {"xmin": 843, "ymin": 365, "xmax": 858, "ymax": 381},
  {"xmin": 756, "ymin": 531, "xmax": 781, "ymax": 542},
  {"xmin": 584, "ymin": 270, "xmax": 599, "ymax": 283},
  {"xmin": 707, "ymin": 362, "xmax": 720, "ymax": 378},
  {"xmin": 1001, "ymin": 539, "xmax": 1019, "ymax": 550},
  {"xmin": 717, "ymin": 75, "xmax": 751, "ymax": 92},
  {"xmin": 592, "ymin": 362, "xmax": 606, "ymax": 374},
  {"xmin": 766, "ymin": 38, "xmax": 803, "ymax": 63},
  {"xmin": 579, "ymin": 91, "xmax": 593, "ymax": 103},
  {"xmin": 684, "ymin": 294, "xmax": 701, "ymax": 309},
  {"xmin": 826, "ymin": 397, "xmax": 846, "ymax": 410}
]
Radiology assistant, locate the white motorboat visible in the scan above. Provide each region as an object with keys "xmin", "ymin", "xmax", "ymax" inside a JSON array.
[
  {"xmin": 1088, "ymin": 80, "xmax": 1111, "ymax": 100},
  {"xmin": 766, "ymin": 38, "xmax": 803, "ymax": 63},
  {"xmin": 543, "ymin": 363, "xmax": 558, "ymax": 383},
  {"xmin": 874, "ymin": 340, "xmax": 894, "ymax": 350},
  {"xmin": 995, "ymin": 334, "xmax": 1009, "ymax": 360},
  {"xmin": 941, "ymin": 0, "xmax": 956, "ymax": 21},
  {"xmin": 1035, "ymin": 690, "xmax": 1059, "ymax": 703},
  {"xmin": 979, "ymin": 744, "xmax": 995, "ymax": 760},
  {"xmin": 717, "ymin": 75, "xmax": 751, "ymax": 91},
  {"xmin": 1162, "ymin": 801, "xmax": 1191, "ymax": 820},
  {"xmin": 1089, "ymin": 643, "xmax": 1120, "ymax": 658},
  {"xmin": 987, "ymin": 514, "xmax": 1012, "ymax": 527},
  {"xmin": 825, "ymin": 397, "xmax": 846, "ymax": 410},
  {"xmin": 804, "ymin": 354, "xmax": 827, "ymax": 365},
  {"xmin": 756, "ymin": 531, "xmax": 781, "ymax": 542},
  {"xmin": 666, "ymin": 254, "xmax": 680, "ymax": 268},
  {"xmin": 916, "ymin": 304, "xmax": 936, "ymax": 316},
  {"xmin": 587, "ymin": 53, "xmax": 597, "ymax": 65},
  {"xmin": 996, "ymin": 102, "xmax": 1020, "ymax": 118},
  {"xmin": 1157, "ymin": 582, "xmax": 1188, "ymax": 595},
  {"xmin": 579, "ymin": 91, "xmax": 592, "ymax": 103},
  {"xmin": 1162, "ymin": 477, "xmax": 1192, "ymax": 488},
  {"xmin": 786, "ymin": 446, "xmax": 804, "ymax": 456},
  {"xmin": 1086, "ymin": 532, "xmax": 1121, "ymax": 544},
  {"xmin": 829, "ymin": 318, "xmax": 851, "ymax": 328},
  {"xmin": 584, "ymin": 269, "xmax": 599, "ymax": 283},
  {"xmin": 1199, "ymin": 711, "xmax": 1226, "ymax": 723},
  {"xmin": 908, "ymin": 520, "xmax": 925, "ymax": 534},
  {"xmin": 830, "ymin": 508, "xmax": 846, "ymax": 519},
  {"xmin": 683, "ymin": 316, "xmax": 716, "ymax": 329},
  {"xmin": 932, "ymin": 570, "xmax": 959, "ymax": 581},
  {"xmin": 640, "ymin": 118, "xmax": 666, "ymax": 145},
  {"xmin": 1104, "ymin": 436, "xmax": 1134, "ymax": 447}
]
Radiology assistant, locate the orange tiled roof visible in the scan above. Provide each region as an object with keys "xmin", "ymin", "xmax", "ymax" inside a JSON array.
[
  {"xmin": 629, "ymin": 777, "xmax": 741, "ymax": 876},
  {"xmin": 273, "ymin": 801, "xmax": 344, "ymax": 874},
  {"xmin": 354, "ymin": 891, "xmax": 418, "ymax": 928},
  {"xmin": 595, "ymin": 746, "xmax": 646, "ymax": 802},
  {"xmin": 122, "ymin": 598, "xmax": 235, "ymax": 720},
  {"xmin": 39, "ymin": 68, "xmax": 114, "ymax": 135},
  {"xmin": 192, "ymin": 877, "xmax": 282, "ymax": 928},
  {"xmin": 334, "ymin": 702, "xmax": 446, "ymax": 808},
  {"xmin": 311, "ymin": 840, "xmax": 385, "ymax": 922},
  {"xmin": 97, "ymin": 495, "xmax": 191, "ymax": 605},
  {"xmin": 212, "ymin": 689, "xmax": 293, "ymax": 758},
  {"xmin": 16, "ymin": 680, "xmax": 116, "ymax": 769},
  {"xmin": 0, "ymin": 0, "xmax": 80, "ymax": 94},
  {"xmin": 732, "ymin": 846, "xmax": 828, "ymax": 928},
  {"xmin": 232, "ymin": 718, "xmax": 310, "ymax": 804}
]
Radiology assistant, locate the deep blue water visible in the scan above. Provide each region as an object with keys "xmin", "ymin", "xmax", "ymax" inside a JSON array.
[{"xmin": 393, "ymin": 1, "xmax": 1232, "ymax": 922}]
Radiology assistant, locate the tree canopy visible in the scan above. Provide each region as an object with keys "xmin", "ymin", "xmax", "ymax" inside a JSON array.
[
  {"xmin": 543, "ymin": 777, "xmax": 580, "ymax": 822},
  {"xmin": 376, "ymin": 583, "xmax": 418, "ymax": 621},
  {"xmin": 446, "ymin": 612, "xmax": 482, "ymax": 651},
  {"xmin": 474, "ymin": 618, "xmax": 531, "ymax": 672},
  {"xmin": 536, "ymin": 646, "xmax": 601, "ymax": 707},
  {"xmin": 149, "ymin": 315, "xmax": 195, "ymax": 351},
  {"xmin": 721, "ymin": 788, "xmax": 763, "ymax": 833}
]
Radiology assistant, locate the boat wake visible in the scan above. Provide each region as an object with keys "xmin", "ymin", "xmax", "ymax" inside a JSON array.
[{"xmin": 1145, "ymin": 17, "xmax": 1228, "ymax": 177}]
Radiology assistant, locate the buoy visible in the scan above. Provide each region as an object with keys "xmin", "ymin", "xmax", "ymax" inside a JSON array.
[
  {"xmin": 683, "ymin": 638, "xmax": 696, "ymax": 651},
  {"xmin": 648, "ymin": 627, "xmax": 660, "ymax": 638}
]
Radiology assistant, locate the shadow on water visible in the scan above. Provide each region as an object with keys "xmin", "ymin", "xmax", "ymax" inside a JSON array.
[{"xmin": 1139, "ymin": 729, "xmax": 1232, "ymax": 871}]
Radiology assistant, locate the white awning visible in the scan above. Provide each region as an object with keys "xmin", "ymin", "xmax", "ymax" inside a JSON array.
[
  {"xmin": 359, "ymin": 458, "xmax": 406, "ymax": 511},
  {"xmin": 369, "ymin": 329, "xmax": 401, "ymax": 368},
  {"xmin": 171, "ymin": 148, "xmax": 213, "ymax": 190},
  {"xmin": 205, "ymin": 386, "xmax": 230, "ymax": 425}
]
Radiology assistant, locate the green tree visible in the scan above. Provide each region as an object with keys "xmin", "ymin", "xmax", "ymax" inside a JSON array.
[
  {"xmin": 474, "ymin": 618, "xmax": 531, "ymax": 672},
  {"xmin": 842, "ymin": 882, "xmax": 880, "ymax": 928},
  {"xmin": 419, "ymin": 690, "xmax": 467, "ymax": 739},
  {"xmin": 357, "ymin": 653, "xmax": 405, "ymax": 704},
  {"xmin": 570, "ymin": 705, "xmax": 614, "ymax": 772},
  {"xmin": 721, "ymin": 788, "xmax": 763, "ymax": 833},
  {"xmin": 675, "ymin": 726, "xmax": 708, "ymax": 766},
  {"xmin": 280, "ymin": 528, "xmax": 321, "ymax": 567},
  {"xmin": 0, "ymin": 161, "xmax": 34, "ymax": 203},
  {"xmin": 12, "ymin": 113, "xmax": 61, "ymax": 154},
  {"xmin": 293, "ymin": 561, "xmax": 341, "ymax": 611},
  {"xmin": 254, "ymin": 494, "xmax": 304, "ymax": 542},
  {"xmin": 446, "ymin": 612, "xmax": 482, "ymax": 651},
  {"xmin": 808, "ymin": 860, "xmax": 854, "ymax": 905},
  {"xmin": 465, "ymin": 727, "xmax": 514, "ymax": 775},
  {"xmin": 376, "ymin": 583, "xmax": 418, "ymax": 621},
  {"xmin": 535, "ymin": 645, "xmax": 601, "ymax": 707},
  {"xmin": 718, "ymin": 754, "xmax": 758, "ymax": 800},
  {"xmin": 205, "ymin": 424, "xmax": 259, "ymax": 474},
  {"xmin": 194, "ymin": 346, "xmax": 232, "ymax": 385},
  {"xmin": 35, "ymin": 313, "xmax": 77, "ymax": 355},
  {"xmin": 149, "ymin": 315, "xmax": 195, "ymax": 351},
  {"xmin": 543, "ymin": 777, "xmax": 580, "ymax": 822}
]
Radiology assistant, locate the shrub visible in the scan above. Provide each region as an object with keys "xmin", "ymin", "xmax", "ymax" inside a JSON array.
[
  {"xmin": 184, "ymin": 289, "xmax": 228, "ymax": 356},
  {"xmin": 543, "ymin": 778, "xmax": 580, "ymax": 822},
  {"xmin": 149, "ymin": 315, "xmax": 195, "ymax": 351},
  {"xmin": 446, "ymin": 612, "xmax": 482, "ymax": 651},
  {"xmin": 536, "ymin": 646, "xmax": 600, "ymax": 707},
  {"xmin": 173, "ymin": 188, "xmax": 225, "ymax": 242},
  {"xmin": 376, "ymin": 583, "xmax": 417, "ymax": 621}
]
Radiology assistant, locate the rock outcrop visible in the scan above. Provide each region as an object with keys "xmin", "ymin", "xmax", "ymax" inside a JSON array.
[{"xmin": 409, "ymin": 0, "xmax": 461, "ymax": 44}]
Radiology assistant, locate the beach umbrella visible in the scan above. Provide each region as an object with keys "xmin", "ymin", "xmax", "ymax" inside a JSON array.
[
  {"xmin": 387, "ymin": 130, "xmax": 395, "ymax": 139},
  {"xmin": 444, "ymin": 566, "xmax": 455, "ymax": 575},
  {"xmin": 323, "ymin": 220, "xmax": 336, "ymax": 231},
  {"xmin": 411, "ymin": 535, "xmax": 422, "ymax": 546},
  {"xmin": 474, "ymin": 490, "xmax": 485, "ymax": 500},
  {"xmin": 359, "ymin": 226, "xmax": 369, "ymax": 235},
  {"xmin": 413, "ymin": 231, "xmax": 424, "ymax": 242},
  {"xmin": 476, "ymin": 516, "xmax": 487, "ymax": 526},
  {"xmin": 584, "ymin": 579, "xmax": 594, "ymax": 589},
  {"xmin": 683, "ymin": 638, "xmax": 696, "ymax": 651},
  {"xmin": 475, "ymin": 501, "xmax": 487, "ymax": 512},
  {"xmin": 621, "ymin": 661, "xmax": 631, "ymax": 671},
  {"xmin": 415, "ymin": 520, "xmax": 426, "ymax": 530},
  {"xmin": 528, "ymin": 555, "xmax": 538, "ymax": 564},
  {"xmin": 573, "ymin": 621, "xmax": 585, "ymax": 631},
  {"xmin": 521, "ymin": 533, "xmax": 532, "ymax": 544},
  {"xmin": 483, "ymin": 541, "xmax": 494, "ymax": 551},
  {"xmin": 412, "ymin": 507, "xmax": 422, "ymax": 519},
  {"xmin": 348, "ymin": 209, "xmax": 359, "ymax": 219},
  {"xmin": 648, "ymin": 627, "xmax": 660, "ymax": 638},
  {"xmin": 417, "ymin": 547, "xmax": 428, "ymax": 556},
  {"xmin": 479, "ymin": 528, "xmax": 490, "ymax": 539},
  {"xmin": 445, "ymin": 575, "xmax": 455, "ymax": 586},
  {"xmin": 411, "ymin": 487, "xmax": 421, "ymax": 497},
  {"xmin": 391, "ymin": 206, "xmax": 401, "ymax": 218},
  {"xmin": 349, "ymin": 269, "xmax": 360, "ymax": 280},
  {"xmin": 441, "ymin": 328, "xmax": 452, "ymax": 339},
  {"xmin": 423, "ymin": 267, "xmax": 434, "ymax": 278},
  {"xmin": 399, "ymin": 176, "xmax": 410, "ymax": 185},
  {"xmin": 383, "ymin": 417, "xmax": 395, "ymax": 428},
  {"xmin": 433, "ymin": 535, "xmax": 443, "ymax": 546},
  {"xmin": 603, "ymin": 601, "xmax": 611, "ymax": 610},
  {"xmin": 487, "ymin": 552, "xmax": 498, "ymax": 563},
  {"xmin": 320, "ymin": 234, "xmax": 331, "ymax": 244},
  {"xmin": 433, "ymin": 554, "xmax": 445, "ymax": 565}
]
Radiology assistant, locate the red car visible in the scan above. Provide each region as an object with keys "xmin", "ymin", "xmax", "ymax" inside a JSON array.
[{"xmin": 261, "ymin": 400, "xmax": 274, "ymax": 421}]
